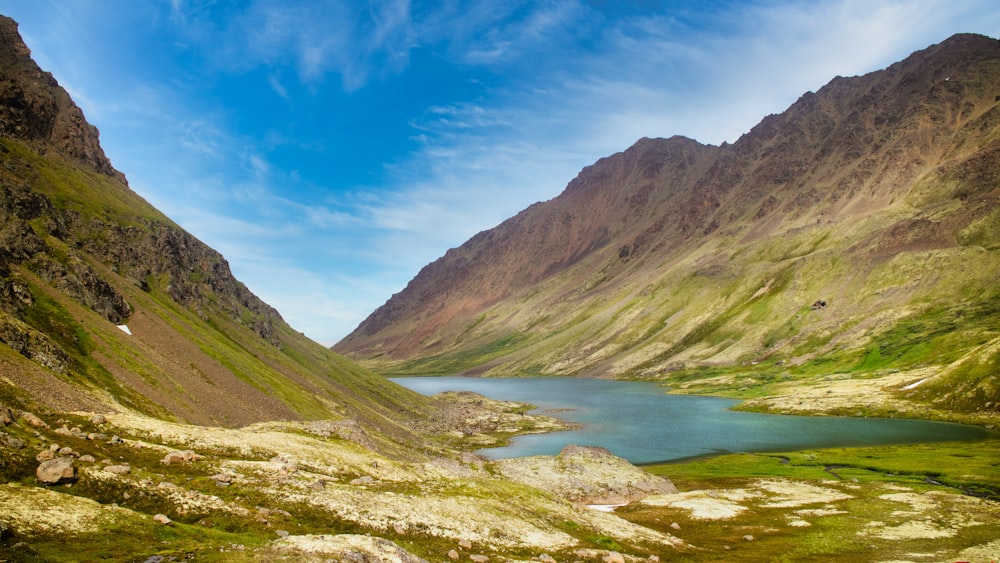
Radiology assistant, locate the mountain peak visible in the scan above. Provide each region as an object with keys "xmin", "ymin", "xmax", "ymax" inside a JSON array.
[{"xmin": 0, "ymin": 15, "xmax": 125, "ymax": 183}]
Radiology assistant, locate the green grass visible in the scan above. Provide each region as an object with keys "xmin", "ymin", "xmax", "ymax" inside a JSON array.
[{"xmin": 648, "ymin": 439, "xmax": 1000, "ymax": 500}]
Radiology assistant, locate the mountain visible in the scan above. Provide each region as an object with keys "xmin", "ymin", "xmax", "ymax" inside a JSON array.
[
  {"xmin": 336, "ymin": 34, "xmax": 1000, "ymax": 415},
  {"xmin": 0, "ymin": 15, "xmax": 438, "ymax": 452}
]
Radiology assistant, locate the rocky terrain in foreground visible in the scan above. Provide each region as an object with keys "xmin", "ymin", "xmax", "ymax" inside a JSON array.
[{"xmin": 3, "ymin": 398, "xmax": 999, "ymax": 562}]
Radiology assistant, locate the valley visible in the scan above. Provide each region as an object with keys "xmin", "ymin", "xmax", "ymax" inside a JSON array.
[{"xmin": 0, "ymin": 11, "xmax": 998, "ymax": 563}]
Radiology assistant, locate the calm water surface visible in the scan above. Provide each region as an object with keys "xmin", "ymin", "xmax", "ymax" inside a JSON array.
[{"xmin": 393, "ymin": 377, "xmax": 997, "ymax": 464}]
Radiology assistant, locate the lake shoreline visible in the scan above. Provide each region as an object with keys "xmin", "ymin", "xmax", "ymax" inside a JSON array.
[{"xmin": 392, "ymin": 376, "xmax": 998, "ymax": 465}]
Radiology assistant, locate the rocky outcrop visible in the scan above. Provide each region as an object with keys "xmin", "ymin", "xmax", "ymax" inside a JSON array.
[
  {"xmin": 0, "ymin": 16, "xmax": 123, "ymax": 182},
  {"xmin": 496, "ymin": 445, "xmax": 678, "ymax": 506}
]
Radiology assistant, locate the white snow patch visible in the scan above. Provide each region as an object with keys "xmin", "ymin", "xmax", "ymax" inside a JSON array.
[
  {"xmin": 116, "ymin": 325, "xmax": 132, "ymax": 335},
  {"xmin": 587, "ymin": 504, "xmax": 625, "ymax": 512},
  {"xmin": 901, "ymin": 378, "xmax": 928, "ymax": 390}
]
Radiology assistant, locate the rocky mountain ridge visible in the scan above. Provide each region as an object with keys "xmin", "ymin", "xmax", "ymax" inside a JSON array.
[{"xmin": 336, "ymin": 34, "xmax": 1000, "ymax": 416}]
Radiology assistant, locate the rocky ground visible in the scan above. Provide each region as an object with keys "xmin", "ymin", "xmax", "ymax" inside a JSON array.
[{"xmin": 1, "ymin": 387, "xmax": 998, "ymax": 562}]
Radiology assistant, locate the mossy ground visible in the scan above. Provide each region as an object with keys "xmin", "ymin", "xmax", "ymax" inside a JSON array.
[{"xmin": 2, "ymin": 403, "xmax": 998, "ymax": 562}]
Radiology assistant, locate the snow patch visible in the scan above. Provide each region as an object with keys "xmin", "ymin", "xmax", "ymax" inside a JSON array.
[
  {"xmin": 901, "ymin": 378, "xmax": 928, "ymax": 390},
  {"xmin": 116, "ymin": 325, "xmax": 132, "ymax": 335}
]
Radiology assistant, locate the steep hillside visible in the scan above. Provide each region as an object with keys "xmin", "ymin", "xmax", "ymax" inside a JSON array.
[
  {"xmin": 0, "ymin": 15, "xmax": 438, "ymax": 453},
  {"xmin": 336, "ymin": 34, "xmax": 1000, "ymax": 416}
]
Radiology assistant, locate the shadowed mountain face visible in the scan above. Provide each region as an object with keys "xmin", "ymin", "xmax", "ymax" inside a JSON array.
[
  {"xmin": 0, "ymin": 16, "xmax": 436, "ymax": 449},
  {"xmin": 336, "ymin": 34, "xmax": 1000, "ymax": 413}
]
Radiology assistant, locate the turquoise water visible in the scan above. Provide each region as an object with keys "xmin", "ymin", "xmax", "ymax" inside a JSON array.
[{"xmin": 393, "ymin": 377, "xmax": 997, "ymax": 464}]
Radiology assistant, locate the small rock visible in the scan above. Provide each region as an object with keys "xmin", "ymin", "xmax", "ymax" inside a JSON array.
[
  {"xmin": 5, "ymin": 436, "xmax": 25, "ymax": 449},
  {"xmin": 109, "ymin": 435, "xmax": 125, "ymax": 445},
  {"xmin": 142, "ymin": 556, "xmax": 165, "ymax": 563},
  {"xmin": 0, "ymin": 405, "xmax": 14, "ymax": 425},
  {"xmin": 275, "ymin": 530, "xmax": 289, "ymax": 538},
  {"xmin": 78, "ymin": 455, "xmax": 95, "ymax": 463},
  {"xmin": 210, "ymin": 473, "xmax": 233, "ymax": 484},
  {"xmin": 36, "ymin": 457, "xmax": 77, "ymax": 485},
  {"xmin": 743, "ymin": 534, "xmax": 755, "ymax": 542},
  {"xmin": 604, "ymin": 552, "xmax": 625, "ymax": 563},
  {"xmin": 153, "ymin": 514, "xmax": 173, "ymax": 526},
  {"xmin": 35, "ymin": 450, "xmax": 55, "ymax": 462},
  {"xmin": 103, "ymin": 465, "xmax": 131, "ymax": 475},
  {"xmin": 307, "ymin": 479, "xmax": 325, "ymax": 490},
  {"xmin": 538, "ymin": 555, "xmax": 557, "ymax": 563},
  {"xmin": 20, "ymin": 411, "xmax": 48, "ymax": 429},
  {"xmin": 91, "ymin": 414, "xmax": 107, "ymax": 425},
  {"xmin": 447, "ymin": 550, "xmax": 459, "ymax": 560},
  {"xmin": 49, "ymin": 443, "xmax": 60, "ymax": 452},
  {"xmin": 458, "ymin": 539, "xmax": 472, "ymax": 550},
  {"xmin": 157, "ymin": 481, "xmax": 178, "ymax": 490},
  {"xmin": 349, "ymin": 475, "xmax": 375, "ymax": 486},
  {"xmin": 670, "ymin": 522, "xmax": 681, "ymax": 530},
  {"xmin": 0, "ymin": 520, "xmax": 9, "ymax": 540},
  {"xmin": 58, "ymin": 447, "xmax": 75, "ymax": 456},
  {"xmin": 470, "ymin": 555, "xmax": 489, "ymax": 563},
  {"xmin": 161, "ymin": 450, "xmax": 199, "ymax": 465},
  {"xmin": 649, "ymin": 556, "xmax": 660, "ymax": 562},
  {"xmin": 54, "ymin": 426, "xmax": 75, "ymax": 438},
  {"xmin": 87, "ymin": 433, "xmax": 108, "ymax": 441}
]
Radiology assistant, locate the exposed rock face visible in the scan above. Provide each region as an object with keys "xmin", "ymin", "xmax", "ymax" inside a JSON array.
[
  {"xmin": 0, "ymin": 16, "xmax": 123, "ymax": 182},
  {"xmin": 336, "ymin": 34, "xmax": 1000, "ymax": 407}
]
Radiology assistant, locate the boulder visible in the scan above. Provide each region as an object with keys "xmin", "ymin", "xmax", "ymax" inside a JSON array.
[
  {"xmin": 153, "ymin": 514, "xmax": 173, "ymax": 526},
  {"xmin": 103, "ymin": 464, "xmax": 130, "ymax": 475},
  {"xmin": 20, "ymin": 411, "xmax": 48, "ymax": 429},
  {"xmin": 90, "ymin": 414, "xmax": 107, "ymax": 425},
  {"xmin": 161, "ymin": 449, "xmax": 199, "ymax": 465},
  {"xmin": 36, "ymin": 456, "xmax": 77, "ymax": 484},
  {"xmin": 349, "ymin": 475, "xmax": 375, "ymax": 486}
]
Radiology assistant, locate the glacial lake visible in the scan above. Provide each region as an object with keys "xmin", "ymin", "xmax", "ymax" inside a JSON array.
[{"xmin": 392, "ymin": 376, "xmax": 998, "ymax": 465}]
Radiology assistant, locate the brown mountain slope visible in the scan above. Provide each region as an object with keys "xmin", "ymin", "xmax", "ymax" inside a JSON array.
[
  {"xmin": 336, "ymin": 34, "xmax": 1000, "ymax": 413},
  {"xmin": 0, "ymin": 15, "xmax": 439, "ymax": 452}
]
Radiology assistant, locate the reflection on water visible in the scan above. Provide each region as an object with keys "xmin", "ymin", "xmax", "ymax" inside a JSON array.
[{"xmin": 393, "ymin": 376, "xmax": 997, "ymax": 464}]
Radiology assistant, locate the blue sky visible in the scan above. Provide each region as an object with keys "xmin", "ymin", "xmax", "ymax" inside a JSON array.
[{"xmin": 4, "ymin": 1, "xmax": 998, "ymax": 345}]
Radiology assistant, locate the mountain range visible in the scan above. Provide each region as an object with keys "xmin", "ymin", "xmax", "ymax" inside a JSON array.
[
  {"xmin": 335, "ymin": 33, "xmax": 1000, "ymax": 417},
  {"xmin": 2, "ymin": 13, "xmax": 1000, "ymax": 561}
]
